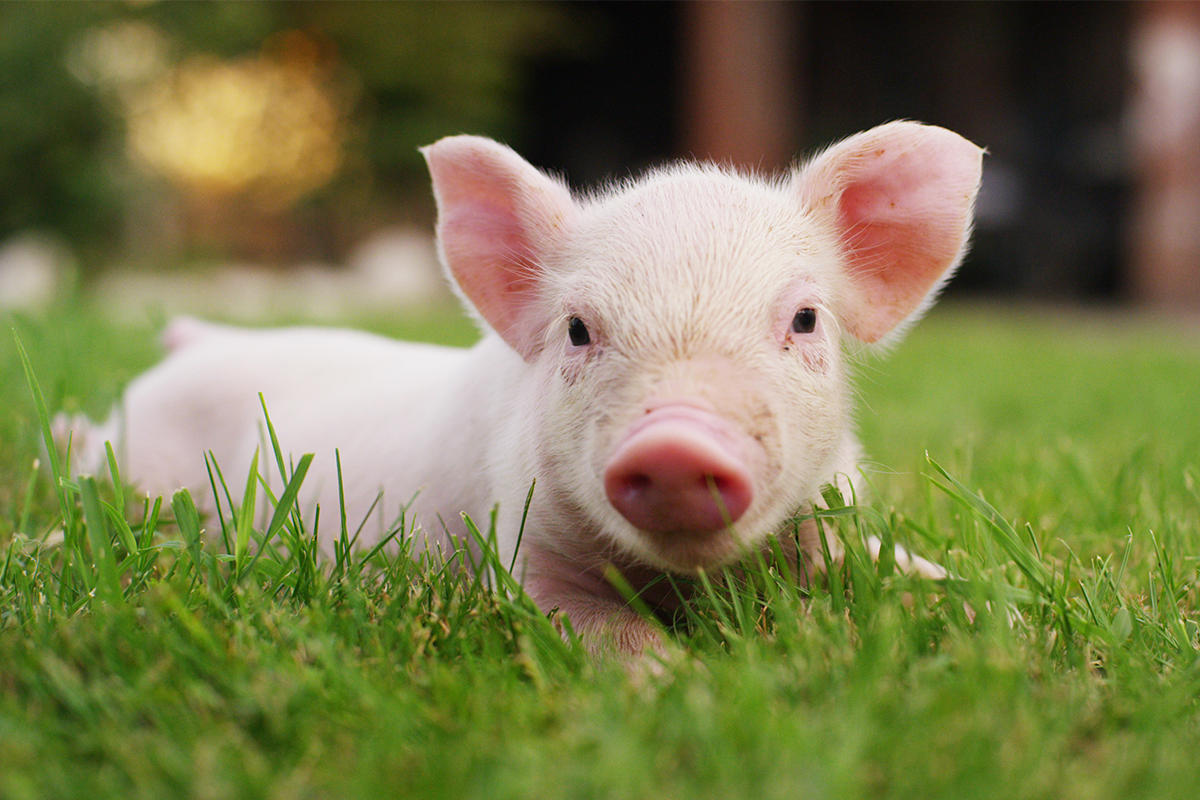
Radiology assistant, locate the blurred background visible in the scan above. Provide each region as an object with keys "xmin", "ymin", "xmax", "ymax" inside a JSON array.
[{"xmin": 1, "ymin": 0, "xmax": 1197, "ymax": 321}]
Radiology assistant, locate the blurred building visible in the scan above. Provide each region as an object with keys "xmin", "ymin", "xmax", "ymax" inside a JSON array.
[
  {"xmin": 524, "ymin": 1, "xmax": 1153, "ymax": 305},
  {"xmin": 2, "ymin": 1, "xmax": 1198, "ymax": 310},
  {"xmin": 520, "ymin": 2, "xmax": 1200, "ymax": 309}
]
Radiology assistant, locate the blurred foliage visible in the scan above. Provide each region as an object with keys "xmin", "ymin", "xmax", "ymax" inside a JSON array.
[
  {"xmin": 301, "ymin": 2, "xmax": 578, "ymax": 184},
  {"xmin": 0, "ymin": 0, "xmax": 579, "ymax": 267},
  {"xmin": 0, "ymin": 3, "xmax": 123, "ymax": 261}
]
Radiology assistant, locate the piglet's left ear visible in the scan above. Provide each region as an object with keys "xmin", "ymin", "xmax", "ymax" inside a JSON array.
[{"xmin": 795, "ymin": 121, "xmax": 984, "ymax": 344}]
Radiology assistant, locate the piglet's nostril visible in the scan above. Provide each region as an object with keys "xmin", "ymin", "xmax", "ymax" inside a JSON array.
[
  {"xmin": 604, "ymin": 410, "xmax": 754, "ymax": 535},
  {"xmin": 622, "ymin": 473, "xmax": 651, "ymax": 492}
]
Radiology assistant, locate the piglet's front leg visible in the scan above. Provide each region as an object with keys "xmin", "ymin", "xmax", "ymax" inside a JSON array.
[{"xmin": 520, "ymin": 549, "xmax": 671, "ymax": 657}]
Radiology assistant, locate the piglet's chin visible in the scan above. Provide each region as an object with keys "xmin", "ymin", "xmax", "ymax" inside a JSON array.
[{"xmin": 637, "ymin": 525, "xmax": 746, "ymax": 575}]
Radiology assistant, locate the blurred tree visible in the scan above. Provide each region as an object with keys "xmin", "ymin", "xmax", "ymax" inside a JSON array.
[
  {"xmin": 301, "ymin": 1, "xmax": 576, "ymax": 186},
  {"xmin": 0, "ymin": 1, "xmax": 577, "ymax": 269},
  {"xmin": 0, "ymin": 2, "xmax": 125, "ymax": 262}
]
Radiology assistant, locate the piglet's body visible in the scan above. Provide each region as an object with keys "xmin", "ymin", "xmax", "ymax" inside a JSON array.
[{"xmin": 69, "ymin": 122, "xmax": 982, "ymax": 654}]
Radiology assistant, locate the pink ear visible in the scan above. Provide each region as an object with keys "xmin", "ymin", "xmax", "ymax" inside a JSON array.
[
  {"xmin": 421, "ymin": 136, "xmax": 578, "ymax": 360},
  {"xmin": 797, "ymin": 121, "xmax": 984, "ymax": 344}
]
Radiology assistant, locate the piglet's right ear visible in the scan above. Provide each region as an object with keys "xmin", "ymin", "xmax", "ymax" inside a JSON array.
[{"xmin": 422, "ymin": 136, "xmax": 578, "ymax": 360}]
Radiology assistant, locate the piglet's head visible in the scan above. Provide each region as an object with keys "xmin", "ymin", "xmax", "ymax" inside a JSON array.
[{"xmin": 423, "ymin": 122, "xmax": 982, "ymax": 573}]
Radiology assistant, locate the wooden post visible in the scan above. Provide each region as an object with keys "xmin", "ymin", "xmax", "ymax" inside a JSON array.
[
  {"xmin": 680, "ymin": 1, "xmax": 801, "ymax": 171},
  {"xmin": 1128, "ymin": 1, "xmax": 1200, "ymax": 308}
]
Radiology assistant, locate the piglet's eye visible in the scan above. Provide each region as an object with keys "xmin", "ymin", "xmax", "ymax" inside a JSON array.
[
  {"xmin": 568, "ymin": 316, "xmax": 591, "ymax": 346},
  {"xmin": 792, "ymin": 308, "xmax": 818, "ymax": 334}
]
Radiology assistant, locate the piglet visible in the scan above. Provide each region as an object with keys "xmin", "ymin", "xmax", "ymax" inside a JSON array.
[{"xmin": 65, "ymin": 121, "xmax": 982, "ymax": 654}]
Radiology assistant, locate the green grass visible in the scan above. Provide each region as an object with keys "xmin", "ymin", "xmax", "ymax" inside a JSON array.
[{"xmin": 3, "ymin": 299, "xmax": 1200, "ymax": 799}]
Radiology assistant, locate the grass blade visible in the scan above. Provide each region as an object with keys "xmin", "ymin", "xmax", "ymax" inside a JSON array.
[
  {"xmin": 262, "ymin": 452, "xmax": 313, "ymax": 545},
  {"xmin": 927, "ymin": 454, "xmax": 1053, "ymax": 596},
  {"xmin": 13, "ymin": 331, "xmax": 74, "ymax": 530},
  {"xmin": 510, "ymin": 479, "xmax": 536, "ymax": 575},
  {"xmin": 172, "ymin": 488, "xmax": 206, "ymax": 579},
  {"xmin": 78, "ymin": 476, "xmax": 123, "ymax": 605},
  {"xmin": 234, "ymin": 449, "xmax": 260, "ymax": 577}
]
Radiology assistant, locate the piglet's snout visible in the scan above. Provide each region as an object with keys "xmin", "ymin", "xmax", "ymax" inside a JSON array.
[{"xmin": 603, "ymin": 405, "xmax": 754, "ymax": 535}]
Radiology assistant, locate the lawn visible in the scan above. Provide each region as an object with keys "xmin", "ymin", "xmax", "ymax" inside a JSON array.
[{"xmin": 2, "ymin": 299, "xmax": 1200, "ymax": 799}]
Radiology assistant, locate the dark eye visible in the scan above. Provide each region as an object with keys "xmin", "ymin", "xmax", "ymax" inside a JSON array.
[
  {"xmin": 568, "ymin": 316, "xmax": 591, "ymax": 346},
  {"xmin": 792, "ymin": 307, "xmax": 817, "ymax": 334}
]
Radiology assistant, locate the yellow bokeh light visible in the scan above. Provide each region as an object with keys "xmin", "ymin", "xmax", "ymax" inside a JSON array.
[{"xmin": 126, "ymin": 31, "xmax": 351, "ymax": 209}]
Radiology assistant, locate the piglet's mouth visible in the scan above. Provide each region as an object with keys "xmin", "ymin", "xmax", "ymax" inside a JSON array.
[{"xmin": 641, "ymin": 524, "xmax": 746, "ymax": 574}]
